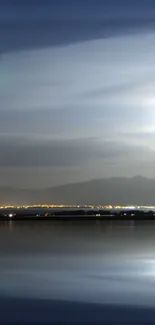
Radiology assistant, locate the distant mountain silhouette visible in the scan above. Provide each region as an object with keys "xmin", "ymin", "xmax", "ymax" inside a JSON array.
[{"xmin": 0, "ymin": 176, "xmax": 155, "ymax": 205}]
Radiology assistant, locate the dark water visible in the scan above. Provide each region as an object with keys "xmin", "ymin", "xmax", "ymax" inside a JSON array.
[{"xmin": 1, "ymin": 220, "xmax": 155, "ymax": 323}]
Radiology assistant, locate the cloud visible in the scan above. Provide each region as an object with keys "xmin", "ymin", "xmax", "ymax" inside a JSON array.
[
  {"xmin": 1, "ymin": 31, "xmax": 155, "ymax": 139},
  {"xmin": 0, "ymin": 134, "xmax": 153, "ymax": 169},
  {"xmin": 0, "ymin": 135, "xmax": 101, "ymax": 167},
  {"xmin": 1, "ymin": 3, "xmax": 155, "ymax": 187}
]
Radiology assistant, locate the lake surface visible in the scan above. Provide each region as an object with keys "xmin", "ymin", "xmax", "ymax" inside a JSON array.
[{"xmin": 1, "ymin": 220, "xmax": 155, "ymax": 323}]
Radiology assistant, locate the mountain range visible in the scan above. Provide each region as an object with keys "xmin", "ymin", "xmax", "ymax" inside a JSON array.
[{"xmin": 0, "ymin": 176, "xmax": 155, "ymax": 206}]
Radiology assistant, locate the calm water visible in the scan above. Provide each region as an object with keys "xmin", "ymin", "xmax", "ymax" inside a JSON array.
[{"xmin": 1, "ymin": 220, "xmax": 155, "ymax": 323}]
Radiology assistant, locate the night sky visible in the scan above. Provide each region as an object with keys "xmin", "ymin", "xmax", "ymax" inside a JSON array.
[{"xmin": 1, "ymin": 0, "xmax": 155, "ymax": 189}]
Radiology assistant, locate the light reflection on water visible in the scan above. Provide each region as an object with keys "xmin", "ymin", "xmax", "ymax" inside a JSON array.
[{"xmin": 1, "ymin": 221, "xmax": 155, "ymax": 306}]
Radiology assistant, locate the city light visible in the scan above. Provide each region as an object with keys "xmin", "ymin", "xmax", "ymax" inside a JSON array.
[{"xmin": 0, "ymin": 204, "xmax": 155, "ymax": 210}]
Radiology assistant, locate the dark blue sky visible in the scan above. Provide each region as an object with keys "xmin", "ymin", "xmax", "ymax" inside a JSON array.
[
  {"xmin": 1, "ymin": 0, "xmax": 155, "ymax": 188},
  {"xmin": 1, "ymin": 0, "xmax": 155, "ymax": 53}
]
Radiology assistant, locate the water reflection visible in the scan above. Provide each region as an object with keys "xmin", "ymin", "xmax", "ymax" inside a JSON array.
[{"xmin": 1, "ymin": 221, "xmax": 155, "ymax": 307}]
